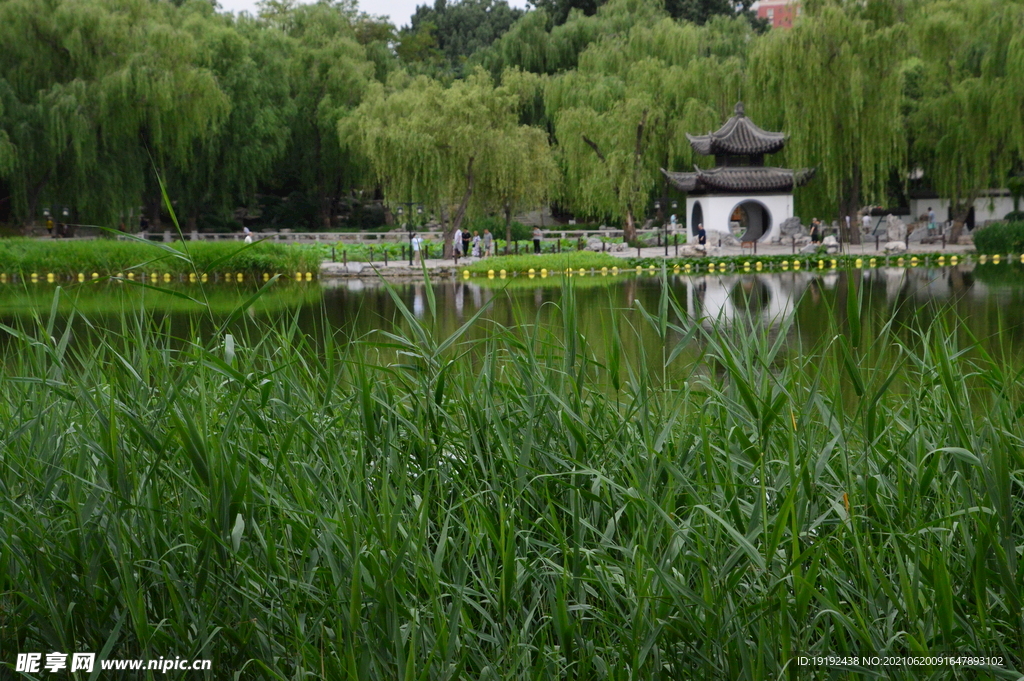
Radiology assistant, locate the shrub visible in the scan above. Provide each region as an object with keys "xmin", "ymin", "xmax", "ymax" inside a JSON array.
[{"xmin": 972, "ymin": 221, "xmax": 1024, "ymax": 254}]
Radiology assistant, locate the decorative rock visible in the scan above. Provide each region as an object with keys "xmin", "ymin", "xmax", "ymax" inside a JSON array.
[
  {"xmin": 608, "ymin": 241, "xmax": 628, "ymax": 252},
  {"xmin": 826, "ymin": 245, "xmax": 839, "ymax": 254},
  {"xmin": 585, "ymin": 238, "xmax": 604, "ymax": 251},
  {"xmin": 799, "ymin": 242, "xmax": 820, "ymax": 254},
  {"xmin": 885, "ymin": 215, "xmax": 907, "ymax": 242},
  {"xmin": 906, "ymin": 225, "xmax": 927, "ymax": 243},
  {"xmin": 779, "ymin": 216, "xmax": 805, "ymax": 238},
  {"xmin": 822, "ymin": 235, "xmax": 839, "ymax": 247},
  {"xmin": 678, "ymin": 244, "xmax": 707, "ymax": 257},
  {"xmin": 884, "ymin": 241, "xmax": 907, "ymax": 254}
]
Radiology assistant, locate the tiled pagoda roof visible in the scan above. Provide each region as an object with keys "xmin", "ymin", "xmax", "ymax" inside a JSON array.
[{"xmin": 686, "ymin": 102, "xmax": 787, "ymax": 156}]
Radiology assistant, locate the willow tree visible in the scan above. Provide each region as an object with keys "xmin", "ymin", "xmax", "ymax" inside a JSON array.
[
  {"xmin": 165, "ymin": 9, "xmax": 296, "ymax": 231},
  {"xmin": 0, "ymin": 0, "xmax": 228, "ymax": 228},
  {"xmin": 905, "ymin": 0, "xmax": 1024, "ymax": 230},
  {"xmin": 545, "ymin": 5, "xmax": 747, "ymax": 239},
  {"xmin": 358, "ymin": 69, "xmax": 547, "ymax": 256},
  {"xmin": 748, "ymin": 4, "xmax": 906, "ymax": 242},
  {"xmin": 258, "ymin": 1, "xmax": 375, "ymax": 229}
]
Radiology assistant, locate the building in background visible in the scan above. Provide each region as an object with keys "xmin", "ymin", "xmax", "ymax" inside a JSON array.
[{"xmin": 753, "ymin": 0, "xmax": 801, "ymax": 29}]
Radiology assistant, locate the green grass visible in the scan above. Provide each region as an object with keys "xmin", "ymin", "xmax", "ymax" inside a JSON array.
[
  {"xmin": 0, "ymin": 238, "xmax": 322, "ymax": 276},
  {"xmin": 1, "ymin": 276, "xmax": 1023, "ymax": 680},
  {"xmin": 466, "ymin": 251, "xmax": 622, "ymax": 273},
  {"xmin": 973, "ymin": 221, "xmax": 1024, "ymax": 254}
]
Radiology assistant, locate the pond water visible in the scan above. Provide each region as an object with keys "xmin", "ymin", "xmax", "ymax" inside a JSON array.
[{"xmin": 3, "ymin": 265, "xmax": 1024, "ymax": 366}]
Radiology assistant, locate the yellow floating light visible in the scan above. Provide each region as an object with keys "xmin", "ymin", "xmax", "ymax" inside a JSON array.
[
  {"xmin": 128, "ymin": 272, "xmax": 135, "ymax": 280},
  {"xmin": 992, "ymin": 254, "xmax": 1000, "ymax": 264},
  {"xmin": 793, "ymin": 260, "xmax": 801, "ymax": 270},
  {"xmin": 46, "ymin": 273, "xmax": 54, "ymax": 283},
  {"xmin": 910, "ymin": 257, "xmax": 919, "ymax": 267},
  {"xmin": 528, "ymin": 268, "xmax": 535, "ymax": 275},
  {"xmin": 979, "ymin": 255, "xmax": 987, "ymax": 264},
  {"xmin": 855, "ymin": 258, "xmax": 863, "ymax": 268},
  {"xmin": 541, "ymin": 268, "xmax": 548, "ymax": 277},
  {"xmin": 305, "ymin": 272, "xmax": 312, "ymax": 281},
  {"xmin": 462, "ymin": 270, "xmax": 470, "ymax": 278},
  {"xmin": 719, "ymin": 262, "xmax": 727, "ymax": 271},
  {"xmin": 295, "ymin": 272, "xmax": 302, "ymax": 280},
  {"xmin": 579, "ymin": 268, "xmax": 586, "ymax": 276},
  {"xmin": 830, "ymin": 259, "xmax": 837, "ymax": 268},
  {"xmin": 529, "ymin": 273, "xmax": 535, "ymax": 279},
  {"xmin": 263, "ymin": 272, "xmax": 270, "ymax": 282},
  {"xmin": 488, "ymin": 269, "xmax": 495, "ymax": 277},
  {"xmin": 237, "ymin": 273, "xmax": 244, "ymax": 282},
  {"xmin": 673, "ymin": 264, "xmax": 680, "ymax": 273},
  {"xmin": 684, "ymin": 263, "xmax": 691, "ymax": 271},
  {"xmin": 31, "ymin": 273, "xmax": 38, "ymax": 282},
  {"xmin": 897, "ymin": 257, "xmax": 905, "ymax": 266},
  {"xmin": 0, "ymin": 273, "xmax": 6, "ymax": 283},
  {"xmin": 500, "ymin": 269, "xmax": 507, "ymax": 278},
  {"xmin": 818, "ymin": 260, "xmax": 824, "ymax": 269},
  {"xmin": 611, "ymin": 267, "xmax": 617, "ymax": 275},
  {"xmin": 937, "ymin": 256, "xmax": 945, "ymax": 266},
  {"xmin": 648, "ymin": 265, "xmax": 655, "ymax": 273},
  {"xmin": 78, "ymin": 273, "xmax": 85, "ymax": 282},
  {"xmin": 201, "ymin": 273, "xmax": 208, "ymax": 283},
  {"xmin": 1020, "ymin": 254, "xmax": 1024, "ymax": 264},
  {"xmin": 950, "ymin": 255, "xmax": 958, "ymax": 265},
  {"xmin": 869, "ymin": 258, "xmax": 877, "ymax": 267},
  {"xmin": 189, "ymin": 273, "xmax": 197, "ymax": 282},
  {"xmin": 635, "ymin": 265, "xmax": 642, "ymax": 273},
  {"xmin": 91, "ymin": 272, "xmax": 99, "ymax": 280},
  {"xmin": 781, "ymin": 260, "xmax": 789, "ymax": 270},
  {"xmin": 755, "ymin": 261, "xmax": 762, "ymax": 270},
  {"xmin": 743, "ymin": 262, "xmax": 750, "ymax": 269},
  {"xmin": 164, "ymin": 273, "xmax": 172, "ymax": 282},
  {"xmin": 601, "ymin": 267, "xmax": 608, "ymax": 276}
]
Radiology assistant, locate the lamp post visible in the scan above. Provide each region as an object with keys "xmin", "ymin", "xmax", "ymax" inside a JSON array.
[{"xmin": 396, "ymin": 202, "xmax": 424, "ymax": 266}]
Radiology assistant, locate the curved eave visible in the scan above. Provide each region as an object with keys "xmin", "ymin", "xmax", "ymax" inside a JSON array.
[{"xmin": 661, "ymin": 166, "xmax": 816, "ymax": 194}]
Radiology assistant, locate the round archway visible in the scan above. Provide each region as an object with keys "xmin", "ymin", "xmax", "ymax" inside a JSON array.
[
  {"xmin": 729, "ymin": 200, "xmax": 772, "ymax": 242},
  {"xmin": 691, "ymin": 201, "xmax": 704, "ymax": 236}
]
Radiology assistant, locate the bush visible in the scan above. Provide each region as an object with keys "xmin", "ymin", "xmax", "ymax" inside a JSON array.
[
  {"xmin": 1003, "ymin": 211, "xmax": 1024, "ymax": 222},
  {"xmin": 972, "ymin": 221, "xmax": 1024, "ymax": 254}
]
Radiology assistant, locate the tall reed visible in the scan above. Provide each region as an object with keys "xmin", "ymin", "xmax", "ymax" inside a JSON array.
[{"xmin": 1, "ymin": 272, "xmax": 1022, "ymax": 680}]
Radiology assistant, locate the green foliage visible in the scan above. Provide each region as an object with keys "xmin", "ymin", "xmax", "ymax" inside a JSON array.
[
  {"xmin": 405, "ymin": 0, "xmax": 525, "ymax": 76},
  {"xmin": 749, "ymin": 5, "xmax": 906, "ymax": 223},
  {"xmin": 0, "ymin": 238, "xmax": 322, "ymax": 275},
  {"xmin": 972, "ymin": 222, "xmax": 1024, "ymax": 254},
  {"xmin": 904, "ymin": 0, "xmax": 1024, "ymax": 214},
  {"xmin": 2, "ymin": 286, "xmax": 1023, "ymax": 677},
  {"xmin": 465, "ymin": 249, "xmax": 621, "ymax": 271}
]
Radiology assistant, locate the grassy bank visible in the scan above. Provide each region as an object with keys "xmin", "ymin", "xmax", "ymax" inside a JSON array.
[
  {"xmin": 465, "ymin": 251, "xmax": 622, "ymax": 273},
  {"xmin": 1, "ymin": 280, "xmax": 1023, "ymax": 679},
  {"xmin": 0, "ymin": 238, "xmax": 322, "ymax": 276}
]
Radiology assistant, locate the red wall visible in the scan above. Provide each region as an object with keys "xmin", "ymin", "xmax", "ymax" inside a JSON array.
[{"xmin": 757, "ymin": 1, "xmax": 800, "ymax": 29}]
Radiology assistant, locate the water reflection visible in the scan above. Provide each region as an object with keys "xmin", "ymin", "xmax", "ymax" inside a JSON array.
[{"xmin": 4, "ymin": 266, "xmax": 1024, "ymax": 366}]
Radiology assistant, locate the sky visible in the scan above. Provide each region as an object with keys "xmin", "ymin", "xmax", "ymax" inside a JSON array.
[{"xmin": 216, "ymin": 0, "xmax": 529, "ymax": 29}]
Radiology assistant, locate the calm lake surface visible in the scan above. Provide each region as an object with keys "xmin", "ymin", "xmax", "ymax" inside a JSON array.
[{"xmin": 3, "ymin": 265, "xmax": 1024, "ymax": 366}]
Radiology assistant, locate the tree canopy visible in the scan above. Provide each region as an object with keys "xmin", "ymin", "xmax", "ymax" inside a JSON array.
[{"xmin": 0, "ymin": 0, "xmax": 1022, "ymax": 233}]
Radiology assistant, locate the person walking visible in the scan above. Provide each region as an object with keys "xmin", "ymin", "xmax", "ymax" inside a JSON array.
[
  {"xmin": 453, "ymin": 227, "xmax": 463, "ymax": 261},
  {"xmin": 482, "ymin": 229, "xmax": 493, "ymax": 257},
  {"xmin": 809, "ymin": 219, "xmax": 820, "ymax": 243},
  {"xmin": 532, "ymin": 226, "xmax": 542, "ymax": 254},
  {"xmin": 471, "ymin": 231, "xmax": 481, "ymax": 257},
  {"xmin": 411, "ymin": 233, "xmax": 423, "ymax": 264},
  {"xmin": 928, "ymin": 207, "xmax": 936, "ymax": 235},
  {"xmin": 862, "ymin": 213, "xmax": 872, "ymax": 234}
]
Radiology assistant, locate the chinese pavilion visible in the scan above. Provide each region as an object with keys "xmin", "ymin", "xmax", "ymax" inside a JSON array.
[{"xmin": 662, "ymin": 102, "xmax": 814, "ymax": 244}]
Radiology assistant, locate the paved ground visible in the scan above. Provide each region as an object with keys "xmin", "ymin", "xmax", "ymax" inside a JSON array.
[{"xmin": 319, "ymin": 240, "xmax": 976, "ymax": 277}]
